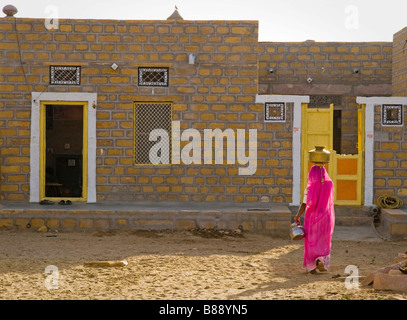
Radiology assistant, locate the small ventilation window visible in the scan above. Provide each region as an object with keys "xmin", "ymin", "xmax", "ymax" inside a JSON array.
[
  {"xmin": 50, "ymin": 66, "xmax": 81, "ymax": 85},
  {"xmin": 308, "ymin": 95, "xmax": 342, "ymax": 108},
  {"xmin": 138, "ymin": 67, "xmax": 169, "ymax": 87},
  {"xmin": 382, "ymin": 104, "xmax": 403, "ymax": 126},
  {"xmin": 264, "ymin": 102, "xmax": 285, "ymax": 122}
]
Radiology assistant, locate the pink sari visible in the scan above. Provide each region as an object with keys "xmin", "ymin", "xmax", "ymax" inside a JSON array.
[{"xmin": 303, "ymin": 165, "xmax": 335, "ymax": 271}]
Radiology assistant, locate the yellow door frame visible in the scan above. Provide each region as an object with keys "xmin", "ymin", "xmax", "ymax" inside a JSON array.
[
  {"xmin": 357, "ymin": 103, "xmax": 365, "ymax": 205},
  {"xmin": 40, "ymin": 101, "xmax": 88, "ymax": 202}
]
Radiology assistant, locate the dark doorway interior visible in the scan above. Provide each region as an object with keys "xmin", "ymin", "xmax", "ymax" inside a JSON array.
[
  {"xmin": 333, "ymin": 109, "xmax": 342, "ymax": 154},
  {"xmin": 45, "ymin": 105, "xmax": 83, "ymax": 198}
]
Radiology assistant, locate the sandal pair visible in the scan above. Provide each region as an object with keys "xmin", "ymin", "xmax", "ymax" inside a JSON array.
[{"xmin": 58, "ymin": 200, "xmax": 72, "ymax": 205}]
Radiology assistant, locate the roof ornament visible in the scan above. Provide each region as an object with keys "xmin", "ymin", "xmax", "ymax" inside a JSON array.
[
  {"xmin": 167, "ymin": 5, "xmax": 183, "ymax": 20},
  {"xmin": 3, "ymin": 4, "xmax": 18, "ymax": 17}
]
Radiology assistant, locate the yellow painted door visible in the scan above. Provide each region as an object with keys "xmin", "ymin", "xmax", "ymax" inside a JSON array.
[
  {"xmin": 332, "ymin": 153, "xmax": 361, "ymax": 204},
  {"xmin": 301, "ymin": 104, "xmax": 334, "ymax": 197},
  {"xmin": 331, "ymin": 104, "xmax": 364, "ymax": 205}
]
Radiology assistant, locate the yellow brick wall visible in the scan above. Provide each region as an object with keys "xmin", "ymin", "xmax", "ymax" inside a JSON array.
[
  {"xmin": 392, "ymin": 26, "xmax": 407, "ymax": 96},
  {"xmin": 373, "ymin": 104, "xmax": 407, "ymax": 202},
  {"xmin": 258, "ymin": 41, "xmax": 393, "ymax": 155},
  {"xmin": 0, "ymin": 17, "xmax": 404, "ymax": 204},
  {"xmin": 2, "ymin": 17, "xmax": 292, "ymax": 203}
]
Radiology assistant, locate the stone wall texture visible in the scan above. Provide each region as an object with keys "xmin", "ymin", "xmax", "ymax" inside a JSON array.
[
  {"xmin": 0, "ymin": 16, "xmax": 406, "ymax": 205},
  {"xmin": 1, "ymin": 18, "xmax": 281, "ymax": 203},
  {"xmin": 373, "ymin": 104, "xmax": 407, "ymax": 199},
  {"xmin": 258, "ymin": 41, "xmax": 393, "ymax": 154},
  {"xmin": 392, "ymin": 26, "xmax": 407, "ymax": 96}
]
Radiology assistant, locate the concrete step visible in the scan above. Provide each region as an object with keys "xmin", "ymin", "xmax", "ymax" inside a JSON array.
[{"xmin": 334, "ymin": 205, "xmax": 374, "ymax": 226}]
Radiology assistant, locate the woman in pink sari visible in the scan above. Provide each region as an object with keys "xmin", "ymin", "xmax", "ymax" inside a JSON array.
[{"xmin": 294, "ymin": 165, "xmax": 335, "ymax": 274}]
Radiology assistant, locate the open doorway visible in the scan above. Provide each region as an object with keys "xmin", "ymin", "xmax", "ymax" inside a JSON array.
[
  {"xmin": 301, "ymin": 103, "xmax": 364, "ymax": 205},
  {"xmin": 40, "ymin": 102, "xmax": 88, "ymax": 201}
]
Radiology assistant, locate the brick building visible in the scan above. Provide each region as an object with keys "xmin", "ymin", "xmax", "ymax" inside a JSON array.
[{"xmin": 1, "ymin": 8, "xmax": 407, "ymax": 209}]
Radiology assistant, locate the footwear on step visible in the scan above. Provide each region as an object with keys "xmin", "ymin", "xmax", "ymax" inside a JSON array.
[{"xmin": 40, "ymin": 200, "xmax": 54, "ymax": 205}]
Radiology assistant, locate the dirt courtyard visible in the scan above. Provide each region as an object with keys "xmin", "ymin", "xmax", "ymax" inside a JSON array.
[{"xmin": 0, "ymin": 226, "xmax": 406, "ymax": 300}]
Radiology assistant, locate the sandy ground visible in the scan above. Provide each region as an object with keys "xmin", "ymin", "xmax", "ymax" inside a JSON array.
[{"xmin": 0, "ymin": 226, "xmax": 406, "ymax": 300}]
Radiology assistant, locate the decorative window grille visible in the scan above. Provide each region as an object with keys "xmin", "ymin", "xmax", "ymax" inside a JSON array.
[
  {"xmin": 382, "ymin": 104, "xmax": 403, "ymax": 126},
  {"xmin": 138, "ymin": 67, "xmax": 169, "ymax": 87},
  {"xmin": 50, "ymin": 66, "xmax": 81, "ymax": 85},
  {"xmin": 134, "ymin": 102, "xmax": 172, "ymax": 165},
  {"xmin": 264, "ymin": 102, "xmax": 285, "ymax": 122}
]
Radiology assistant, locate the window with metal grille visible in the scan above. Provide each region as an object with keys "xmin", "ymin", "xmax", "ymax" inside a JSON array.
[
  {"xmin": 134, "ymin": 102, "xmax": 172, "ymax": 165},
  {"xmin": 138, "ymin": 67, "xmax": 169, "ymax": 87},
  {"xmin": 49, "ymin": 66, "xmax": 81, "ymax": 85}
]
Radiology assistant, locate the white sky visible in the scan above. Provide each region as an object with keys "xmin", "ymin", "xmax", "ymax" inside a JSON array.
[{"xmin": 4, "ymin": 0, "xmax": 407, "ymax": 42}]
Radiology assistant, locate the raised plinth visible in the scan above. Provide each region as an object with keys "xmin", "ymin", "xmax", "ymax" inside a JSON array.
[
  {"xmin": 376, "ymin": 208, "xmax": 407, "ymax": 240},
  {"xmin": 0, "ymin": 202, "xmax": 292, "ymax": 236}
]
